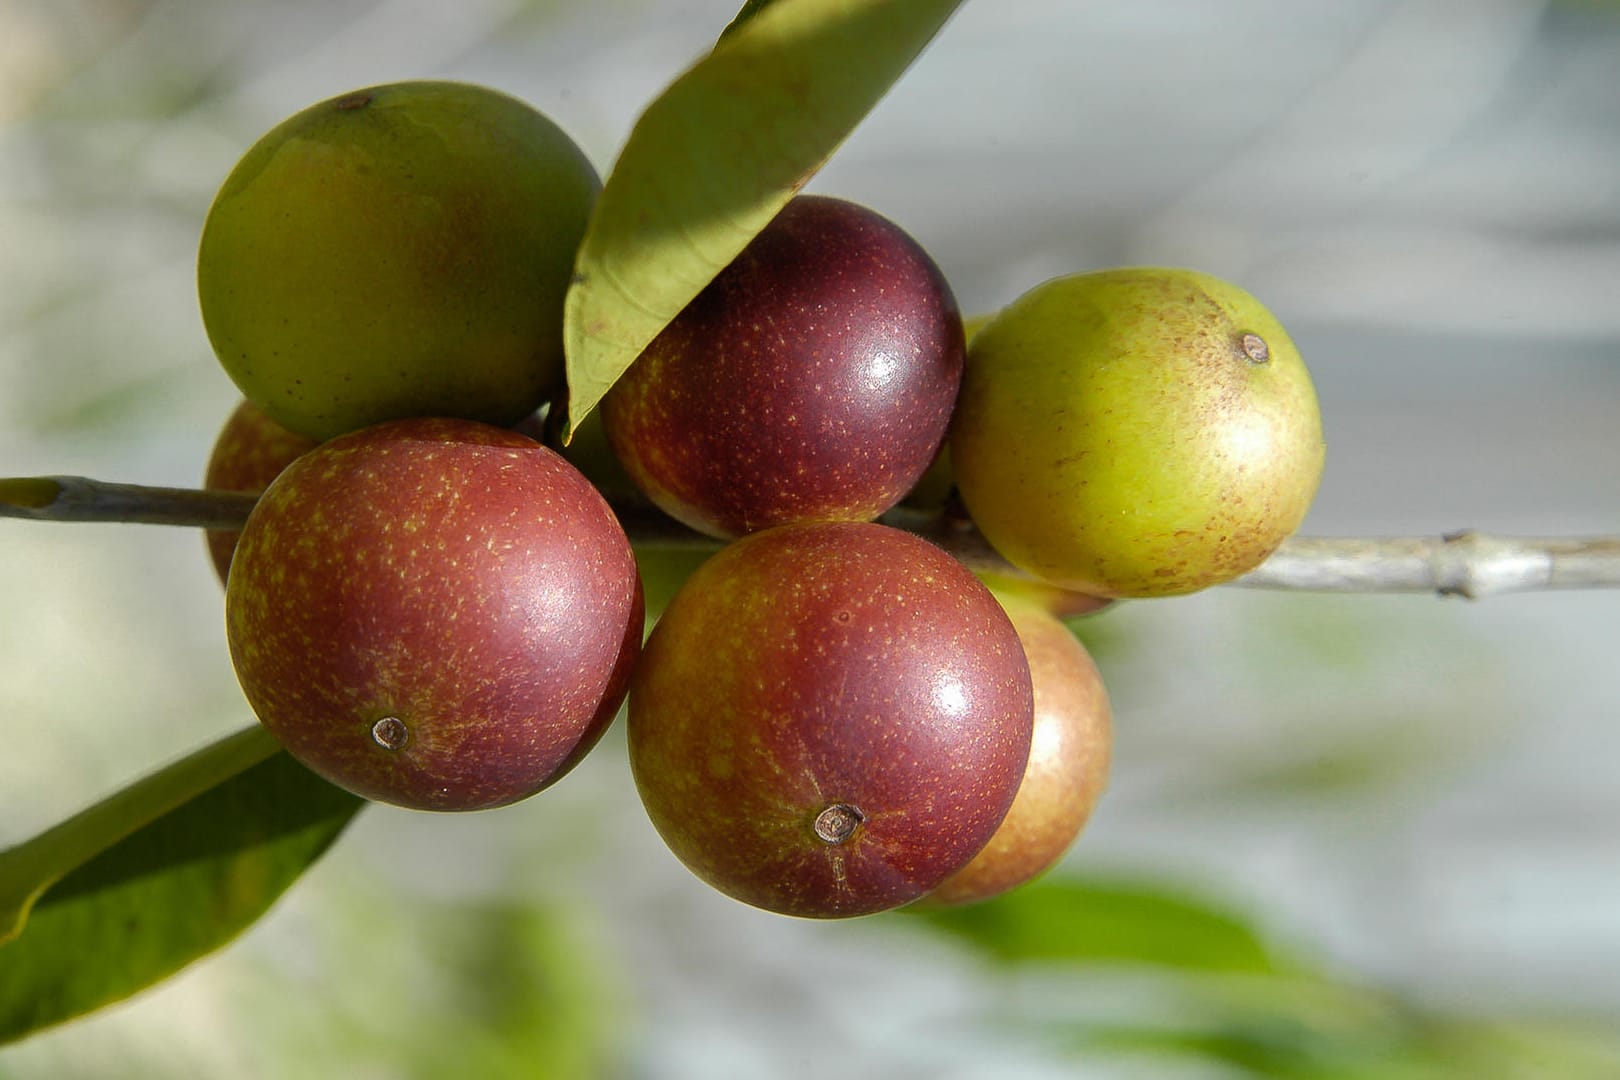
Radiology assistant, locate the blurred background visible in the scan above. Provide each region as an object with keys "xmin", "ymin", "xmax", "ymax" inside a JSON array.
[{"xmin": 3, "ymin": 1, "xmax": 1619, "ymax": 1076}]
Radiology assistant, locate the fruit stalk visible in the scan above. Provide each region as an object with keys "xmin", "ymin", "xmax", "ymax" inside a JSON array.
[{"xmin": 3, "ymin": 474, "xmax": 1618, "ymax": 598}]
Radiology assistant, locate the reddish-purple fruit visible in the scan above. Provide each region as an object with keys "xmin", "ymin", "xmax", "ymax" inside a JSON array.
[
  {"xmin": 601, "ymin": 194, "xmax": 965, "ymax": 539},
  {"xmin": 919, "ymin": 593, "xmax": 1112, "ymax": 907},
  {"xmin": 226, "ymin": 417, "xmax": 643, "ymax": 811},
  {"xmin": 627, "ymin": 521, "xmax": 1033, "ymax": 918},
  {"xmin": 203, "ymin": 399, "xmax": 319, "ymax": 585}
]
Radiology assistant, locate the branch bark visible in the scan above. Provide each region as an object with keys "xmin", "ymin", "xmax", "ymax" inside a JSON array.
[
  {"xmin": 4, "ymin": 475, "xmax": 1617, "ymax": 599},
  {"xmin": 0, "ymin": 477, "xmax": 260, "ymax": 529},
  {"xmin": 1227, "ymin": 532, "xmax": 1620, "ymax": 599}
]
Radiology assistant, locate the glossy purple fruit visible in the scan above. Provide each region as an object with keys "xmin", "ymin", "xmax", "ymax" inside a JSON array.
[{"xmin": 601, "ymin": 195, "xmax": 964, "ymax": 538}]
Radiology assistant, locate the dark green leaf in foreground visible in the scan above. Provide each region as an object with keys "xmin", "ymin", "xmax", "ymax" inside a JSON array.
[
  {"xmin": 0, "ymin": 725, "xmax": 278, "ymax": 944},
  {"xmin": 907, "ymin": 876, "xmax": 1284, "ymax": 974},
  {"xmin": 0, "ymin": 726, "xmax": 364, "ymax": 1043},
  {"xmin": 561, "ymin": 0, "xmax": 964, "ymax": 437}
]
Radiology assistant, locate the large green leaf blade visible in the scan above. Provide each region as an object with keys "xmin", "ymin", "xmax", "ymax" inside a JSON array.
[
  {"xmin": 718, "ymin": 0, "xmax": 780, "ymax": 39},
  {"xmin": 562, "ymin": 0, "xmax": 964, "ymax": 436},
  {"xmin": 906, "ymin": 876, "xmax": 1286, "ymax": 974},
  {"xmin": 0, "ymin": 725, "xmax": 278, "ymax": 943},
  {"xmin": 0, "ymin": 728, "xmax": 364, "ymax": 1044}
]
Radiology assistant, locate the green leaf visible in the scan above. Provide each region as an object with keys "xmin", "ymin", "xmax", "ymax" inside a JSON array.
[
  {"xmin": 905, "ymin": 876, "xmax": 1284, "ymax": 974},
  {"xmin": 718, "ymin": 0, "xmax": 780, "ymax": 40},
  {"xmin": 0, "ymin": 725, "xmax": 279, "ymax": 943},
  {"xmin": 0, "ymin": 726, "xmax": 364, "ymax": 1043},
  {"xmin": 636, "ymin": 543, "xmax": 717, "ymax": 624},
  {"xmin": 561, "ymin": 0, "xmax": 965, "ymax": 437}
]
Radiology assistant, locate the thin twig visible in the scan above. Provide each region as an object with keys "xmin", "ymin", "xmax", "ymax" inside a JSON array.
[
  {"xmin": 0, "ymin": 476, "xmax": 260, "ymax": 529},
  {"xmin": 3, "ymin": 475, "xmax": 1618, "ymax": 599},
  {"xmin": 1229, "ymin": 532, "xmax": 1620, "ymax": 599}
]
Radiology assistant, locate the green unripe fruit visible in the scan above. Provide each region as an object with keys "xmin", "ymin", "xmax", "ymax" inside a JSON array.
[
  {"xmin": 950, "ymin": 268, "xmax": 1324, "ymax": 598},
  {"xmin": 197, "ymin": 80, "xmax": 600, "ymax": 441}
]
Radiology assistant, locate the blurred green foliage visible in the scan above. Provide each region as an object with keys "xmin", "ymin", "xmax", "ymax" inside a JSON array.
[
  {"xmin": 908, "ymin": 877, "xmax": 1283, "ymax": 974},
  {"xmin": 908, "ymin": 874, "xmax": 1620, "ymax": 1079}
]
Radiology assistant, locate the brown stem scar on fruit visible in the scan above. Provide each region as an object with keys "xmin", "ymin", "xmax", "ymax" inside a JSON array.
[
  {"xmin": 1240, "ymin": 333, "xmax": 1270, "ymax": 363},
  {"xmin": 813, "ymin": 803, "xmax": 864, "ymax": 844},
  {"xmin": 371, "ymin": 716, "xmax": 409, "ymax": 750},
  {"xmin": 334, "ymin": 93, "xmax": 373, "ymax": 111}
]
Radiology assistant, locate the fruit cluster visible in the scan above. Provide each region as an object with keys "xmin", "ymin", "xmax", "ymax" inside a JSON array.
[{"xmin": 199, "ymin": 80, "xmax": 1323, "ymax": 919}]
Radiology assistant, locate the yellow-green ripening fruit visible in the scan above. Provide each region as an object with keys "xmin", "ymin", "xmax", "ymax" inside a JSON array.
[
  {"xmin": 950, "ymin": 268, "xmax": 1324, "ymax": 599},
  {"xmin": 198, "ymin": 81, "xmax": 600, "ymax": 441}
]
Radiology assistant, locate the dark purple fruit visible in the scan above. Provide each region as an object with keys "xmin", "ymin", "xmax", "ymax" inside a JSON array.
[{"xmin": 601, "ymin": 195, "xmax": 964, "ymax": 538}]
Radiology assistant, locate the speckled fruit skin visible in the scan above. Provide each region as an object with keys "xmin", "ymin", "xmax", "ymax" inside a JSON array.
[
  {"xmin": 627, "ymin": 521, "xmax": 1034, "ymax": 918},
  {"xmin": 919, "ymin": 593, "xmax": 1112, "ymax": 907},
  {"xmin": 198, "ymin": 81, "xmax": 600, "ymax": 441},
  {"xmin": 600, "ymin": 195, "xmax": 965, "ymax": 539},
  {"xmin": 225, "ymin": 417, "xmax": 643, "ymax": 812},
  {"xmin": 203, "ymin": 399, "xmax": 319, "ymax": 585},
  {"xmin": 950, "ymin": 268, "xmax": 1325, "ymax": 598}
]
